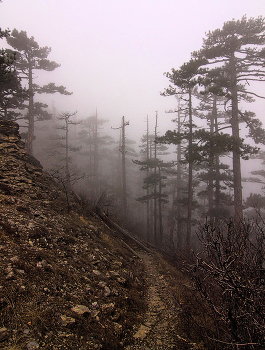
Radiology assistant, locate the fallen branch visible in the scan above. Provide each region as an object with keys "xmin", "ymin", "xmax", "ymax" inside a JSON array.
[{"xmin": 95, "ymin": 206, "xmax": 154, "ymax": 254}]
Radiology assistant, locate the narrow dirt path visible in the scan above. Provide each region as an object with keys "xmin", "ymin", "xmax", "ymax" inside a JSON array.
[{"xmin": 126, "ymin": 250, "xmax": 193, "ymax": 350}]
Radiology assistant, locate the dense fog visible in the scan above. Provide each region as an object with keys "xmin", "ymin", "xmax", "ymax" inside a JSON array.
[{"xmin": 1, "ymin": 0, "xmax": 265, "ymax": 249}]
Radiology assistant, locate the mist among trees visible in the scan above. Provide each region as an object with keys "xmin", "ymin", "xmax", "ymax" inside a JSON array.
[
  {"xmin": 2, "ymin": 10, "xmax": 265, "ymax": 348},
  {"xmin": 1, "ymin": 16, "xmax": 265, "ymax": 250}
]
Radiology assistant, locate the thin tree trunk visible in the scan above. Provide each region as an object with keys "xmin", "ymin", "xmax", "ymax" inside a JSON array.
[
  {"xmin": 94, "ymin": 110, "xmax": 99, "ymax": 191},
  {"xmin": 154, "ymin": 111, "xmax": 158, "ymax": 245},
  {"xmin": 176, "ymin": 106, "xmax": 183, "ymax": 250},
  {"xmin": 89, "ymin": 126, "xmax": 94, "ymax": 199},
  {"xmin": 27, "ymin": 63, "xmax": 34, "ymax": 155},
  {"xmin": 158, "ymin": 165, "xmax": 163, "ymax": 246},
  {"xmin": 230, "ymin": 53, "xmax": 243, "ymax": 222},
  {"xmin": 214, "ymin": 111, "xmax": 221, "ymax": 221},
  {"xmin": 208, "ymin": 96, "xmax": 216, "ymax": 223},
  {"xmin": 146, "ymin": 115, "xmax": 151, "ymax": 242},
  {"xmin": 121, "ymin": 116, "xmax": 127, "ymax": 219},
  {"xmin": 149, "ymin": 137, "xmax": 154, "ymax": 243},
  {"xmin": 169, "ymin": 181, "xmax": 176, "ymax": 245},
  {"xmin": 65, "ymin": 116, "xmax": 71, "ymax": 190},
  {"xmin": 187, "ymin": 87, "xmax": 193, "ymax": 249}
]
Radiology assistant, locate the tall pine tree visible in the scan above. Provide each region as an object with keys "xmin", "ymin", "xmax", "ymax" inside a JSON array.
[
  {"xmin": 6, "ymin": 29, "xmax": 72, "ymax": 154},
  {"xmin": 194, "ymin": 16, "xmax": 265, "ymax": 221}
]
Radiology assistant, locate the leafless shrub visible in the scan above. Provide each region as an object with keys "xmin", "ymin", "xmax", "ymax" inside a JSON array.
[{"xmin": 188, "ymin": 220, "xmax": 265, "ymax": 349}]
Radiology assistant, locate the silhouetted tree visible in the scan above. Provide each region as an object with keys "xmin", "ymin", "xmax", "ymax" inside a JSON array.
[
  {"xmin": 56, "ymin": 111, "xmax": 81, "ymax": 189},
  {"xmin": 78, "ymin": 112, "xmax": 114, "ymax": 202},
  {"xmin": 6, "ymin": 29, "xmax": 72, "ymax": 154},
  {"xmin": 161, "ymin": 58, "xmax": 206, "ymax": 248},
  {"xmin": 136, "ymin": 113, "xmax": 171, "ymax": 246},
  {"xmin": 0, "ymin": 29, "xmax": 27, "ymax": 120},
  {"xmin": 194, "ymin": 16, "xmax": 265, "ymax": 221}
]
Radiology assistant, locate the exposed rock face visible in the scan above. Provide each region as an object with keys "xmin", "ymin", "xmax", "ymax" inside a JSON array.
[
  {"xmin": 0, "ymin": 120, "xmax": 42, "ymax": 165},
  {"xmin": 0, "ymin": 121, "xmax": 145, "ymax": 349},
  {"xmin": 0, "ymin": 120, "xmax": 43, "ymax": 196}
]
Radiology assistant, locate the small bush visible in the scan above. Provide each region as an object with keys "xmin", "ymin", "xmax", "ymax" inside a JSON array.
[{"xmin": 188, "ymin": 220, "xmax": 265, "ymax": 349}]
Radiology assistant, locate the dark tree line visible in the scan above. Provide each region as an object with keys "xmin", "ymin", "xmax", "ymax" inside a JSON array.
[
  {"xmin": 1, "ymin": 28, "xmax": 72, "ymax": 154},
  {"xmin": 2, "ymin": 17, "xmax": 265, "ymax": 251},
  {"xmin": 156, "ymin": 16, "xmax": 265, "ymax": 250},
  {"xmin": 2, "ymin": 13, "xmax": 265, "ymax": 349}
]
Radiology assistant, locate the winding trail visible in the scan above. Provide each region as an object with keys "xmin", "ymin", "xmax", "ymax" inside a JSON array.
[
  {"xmin": 126, "ymin": 250, "xmax": 193, "ymax": 350},
  {"xmin": 96, "ymin": 208, "xmax": 197, "ymax": 349}
]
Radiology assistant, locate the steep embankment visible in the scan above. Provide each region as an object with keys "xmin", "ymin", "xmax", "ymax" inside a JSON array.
[
  {"xmin": 0, "ymin": 121, "xmax": 146, "ymax": 349},
  {"xmin": 0, "ymin": 121, "xmax": 208, "ymax": 350}
]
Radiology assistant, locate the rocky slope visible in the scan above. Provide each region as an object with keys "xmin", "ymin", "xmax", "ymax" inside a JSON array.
[
  {"xmin": 0, "ymin": 121, "xmax": 147, "ymax": 349},
  {"xmin": 0, "ymin": 121, "xmax": 212, "ymax": 350}
]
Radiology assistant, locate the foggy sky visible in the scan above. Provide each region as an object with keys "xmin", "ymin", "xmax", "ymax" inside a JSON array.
[{"xmin": 1, "ymin": 0, "xmax": 265, "ymax": 140}]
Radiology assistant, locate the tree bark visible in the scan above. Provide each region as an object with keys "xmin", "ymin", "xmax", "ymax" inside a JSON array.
[
  {"xmin": 176, "ymin": 106, "xmax": 183, "ymax": 249},
  {"xmin": 208, "ymin": 96, "xmax": 216, "ymax": 223},
  {"xmin": 27, "ymin": 62, "xmax": 34, "ymax": 155},
  {"xmin": 146, "ymin": 116, "xmax": 151, "ymax": 242},
  {"xmin": 214, "ymin": 113, "xmax": 221, "ymax": 221},
  {"xmin": 230, "ymin": 53, "xmax": 243, "ymax": 222},
  {"xmin": 65, "ymin": 115, "xmax": 71, "ymax": 190},
  {"xmin": 187, "ymin": 87, "xmax": 193, "ymax": 249},
  {"xmin": 121, "ymin": 116, "xmax": 127, "ymax": 219},
  {"xmin": 153, "ymin": 111, "xmax": 158, "ymax": 245},
  {"xmin": 158, "ymin": 165, "xmax": 163, "ymax": 246},
  {"xmin": 94, "ymin": 110, "xmax": 99, "ymax": 195}
]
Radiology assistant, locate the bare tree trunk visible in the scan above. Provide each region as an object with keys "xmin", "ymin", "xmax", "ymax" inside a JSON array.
[
  {"xmin": 94, "ymin": 110, "xmax": 99, "ymax": 197},
  {"xmin": 187, "ymin": 88, "xmax": 193, "ymax": 249},
  {"xmin": 158, "ymin": 165, "xmax": 163, "ymax": 246},
  {"xmin": 177, "ymin": 108, "xmax": 183, "ymax": 250},
  {"xmin": 230, "ymin": 53, "xmax": 243, "ymax": 222},
  {"xmin": 27, "ymin": 63, "xmax": 34, "ymax": 155},
  {"xmin": 121, "ymin": 116, "xmax": 127, "ymax": 219},
  {"xmin": 208, "ymin": 96, "xmax": 216, "ymax": 223},
  {"xmin": 214, "ymin": 109, "xmax": 221, "ymax": 221},
  {"xmin": 146, "ymin": 116, "xmax": 151, "ymax": 242},
  {"xmin": 149, "ymin": 137, "xmax": 154, "ymax": 244},
  {"xmin": 88, "ymin": 126, "xmax": 94, "ymax": 199},
  {"xmin": 65, "ymin": 116, "xmax": 71, "ymax": 190},
  {"xmin": 169, "ymin": 182, "xmax": 176, "ymax": 245},
  {"xmin": 153, "ymin": 111, "xmax": 158, "ymax": 245},
  {"xmin": 57, "ymin": 111, "xmax": 78, "ymax": 191}
]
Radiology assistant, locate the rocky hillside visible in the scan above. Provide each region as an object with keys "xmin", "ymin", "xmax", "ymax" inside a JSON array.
[
  {"xmin": 0, "ymin": 121, "xmax": 214, "ymax": 350},
  {"xmin": 0, "ymin": 121, "xmax": 147, "ymax": 349}
]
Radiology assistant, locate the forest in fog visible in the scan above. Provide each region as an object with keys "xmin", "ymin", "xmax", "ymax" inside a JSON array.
[
  {"xmin": 3, "ymin": 3, "xmax": 265, "ymax": 346},
  {"xmin": 2, "ymin": 15, "xmax": 265, "ymax": 251}
]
